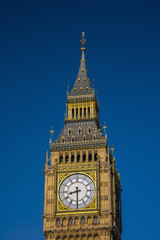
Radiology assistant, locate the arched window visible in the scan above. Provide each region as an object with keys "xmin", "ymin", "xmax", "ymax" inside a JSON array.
[
  {"xmin": 78, "ymin": 128, "xmax": 82, "ymax": 134},
  {"xmin": 75, "ymin": 217, "xmax": 79, "ymax": 225},
  {"xmin": 57, "ymin": 236, "xmax": 62, "ymax": 240},
  {"xmin": 68, "ymin": 129, "xmax": 72, "ymax": 135},
  {"xmin": 94, "ymin": 153, "xmax": 97, "ymax": 161},
  {"xmin": 76, "ymin": 108, "xmax": 78, "ymax": 118},
  {"xmin": 65, "ymin": 155, "xmax": 69, "ymax": 163},
  {"xmin": 83, "ymin": 153, "xmax": 86, "ymax": 162},
  {"xmin": 80, "ymin": 108, "xmax": 82, "ymax": 117},
  {"xmin": 87, "ymin": 216, "xmax": 92, "ymax": 224},
  {"xmin": 84, "ymin": 107, "xmax": 86, "ymax": 117},
  {"xmin": 88, "ymin": 107, "xmax": 90, "ymax": 117},
  {"xmin": 77, "ymin": 154, "xmax": 80, "ymax": 162},
  {"xmin": 93, "ymin": 216, "xmax": 98, "ymax": 224},
  {"xmin": 61, "ymin": 138, "xmax": 65, "ymax": 143},
  {"xmin": 94, "ymin": 235, "xmax": 99, "ymax": 240},
  {"xmin": 83, "ymin": 136, "xmax": 86, "ymax": 142},
  {"xmin": 93, "ymin": 135, "xmax": 96, "ymax": 141},
  {"xmin": 72, "ymin": 137, "xmax": 75, "ymax": 142},
  {"xmin": 56, "ymin": 218, "xmax": 61, "ymax": 226},
  {"xmin": 71, "ymin": 154, "xmax": 75, "ymax": 163},
  {"xmin": 88, "ymin": 127, "xmax": 91, "ymax": 133},
  {"xmin": 88, "ymin": 153, "xmax": 92, "ymax": 161},
  {"xmin": 69, "ymin": 218, "xmax": 73, "ymax": 226},
  {"xmin": 59, "ymin": 155, "xmax": 63, "ymax": 163},
  {"xmin": 62, "ymin": 218, "xmax": 67, "ymax": 226},
  {"xmin": 72, "ymin": 108, "xmax": 74, "ymax": 118},
  {"xmin": 81, "ymin": 217, "xmax": 85, "ymax": 224}
]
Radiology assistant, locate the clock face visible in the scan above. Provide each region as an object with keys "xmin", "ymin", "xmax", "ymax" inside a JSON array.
[{"xmin": 59, "ymin": 173, "xmax": 95, "ymax": 209}]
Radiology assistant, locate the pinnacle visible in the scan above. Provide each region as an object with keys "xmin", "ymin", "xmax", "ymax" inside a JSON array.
[{"xmin": 69, "ymin": 51, "xmax": 93, "ymax": 97}]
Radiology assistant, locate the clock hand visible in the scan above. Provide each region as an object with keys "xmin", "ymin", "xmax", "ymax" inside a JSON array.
[
  {"xmin": 76, "ymin": 187, "xmax": 78, "ymax": 209},
  {"xmin": 69, "ymin": 188, "xmax": 81, "ymax": 195},
  {"xmin": 68, "ymin": 187, "xmax": 81, "ymax": 209}
]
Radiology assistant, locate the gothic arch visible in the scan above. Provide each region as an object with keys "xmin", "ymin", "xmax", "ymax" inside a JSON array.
[
  {"xmin": 71, "ymin": 153, "xmax": 75, "ymax": 163},
  {"xmin": 65, "ymin": 154, "xmax": 69, "ymax": 163},
  {"xmin": 63, "ymin": 236, "xmax": 67, "ymax": 240},
  {"xmin": 88, "ymin": 235, "xmax": 93, "ymax": 240},
  {"xmin": 56, "ymin": 218, "xmax": 61, "ymax": 226},
  {"xmin": 82, "ymin": 235, "xmax": 87, "ymax": 240},
  {"xmin": 68, "ymin": 217, "xmax": 73, "ymax": 226},
  {"xmin": 88, "ymin": 153, "xmax": 92, "ymax": 161},
  {"xmin": 81, "ymin": 216, "xmax": 85, "ymax": 224},
  {"xmin": 87, "ymin": 216, "xmax": 92, "ymax": 225},
  {"xmin": 77, "ymin": 153, "xmax": 80, "ymax": 162},
  {"xmin": 75, "ymin": 217, "xmax": 80, "ymax": 225},
  {"xmin": 75, "ymin": 235, "xmax": 80, "ymax": 240},
  {"xmin": 93, "ymin": 216, "xmax": 98, "ymax": 224},
  {"xmin": 82, "ymin": 153, "xmax": 86, "ymax": 162},
  {"xmin": 57, "ymin": 236, "xmax": 62, "ymax": 240},
  {"xmin": 62, "ymin": 218, "xmax": 67, "ymax": 226},
  {"xmin": 59, "ymin": 154, "xmax": 63, "ymax": 164},
  {"xmin": 94, "ymin": 235, "xmax": 99, "ymax": 240},
  {"xmin": 69, "ymin": 235, "xmax": 74, "ymax": 240}
]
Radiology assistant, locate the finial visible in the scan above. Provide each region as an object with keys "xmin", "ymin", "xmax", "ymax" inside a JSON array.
[
  {"xmin": 103, "ymin": 122, "xmax": 107, "ymax": 140},
  {"xmin": 80, "ymin": 32, "xmax": 86, "ymax": 51},
  {"xmin": 50, "ymin": 126, "xmax": 54, "ymax": 143},
  {"xmin": 111, "ymin": 144, "xmax": 114, "ymax": 155}
]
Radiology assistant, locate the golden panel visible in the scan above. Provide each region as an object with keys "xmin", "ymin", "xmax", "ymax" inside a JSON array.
[{"xmin": 56, "ymin": 170, "xmax": 99, "ymax": 215}]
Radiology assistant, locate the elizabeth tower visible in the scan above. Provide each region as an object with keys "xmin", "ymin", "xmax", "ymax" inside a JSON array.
[{"xmin": 43, "ymin": 33, "xmax": 122, "ymax": 240}]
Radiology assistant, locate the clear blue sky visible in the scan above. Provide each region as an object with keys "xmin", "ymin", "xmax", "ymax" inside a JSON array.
[{"xmin": 0, "ymin": 0, "xmax": 160, "ymax": 239}]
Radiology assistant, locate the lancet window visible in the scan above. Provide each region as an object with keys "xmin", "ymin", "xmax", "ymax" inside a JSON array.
[
  {"xmin": 77, "ymin": 154, "xmax": 80, "ymax": 162},
  {"xmin": 65, "ymin": 155, "xmax": 69, "ymax": 163},
  {"xmin": 71, "ymin": 154, "xmax": 75, "ymax": 163},
  {"xmin": 59, "ymin": 155, "xmax": 63, "ymax": 163}
]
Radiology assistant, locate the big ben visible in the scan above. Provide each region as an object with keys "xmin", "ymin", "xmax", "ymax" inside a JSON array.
[{"xmin": 43, "ymin": 33, "xmax": 122, "ymax": 240}]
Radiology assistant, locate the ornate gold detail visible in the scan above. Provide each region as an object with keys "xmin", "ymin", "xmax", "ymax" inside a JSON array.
[{"xmin": 56, "ymin": 170, "xmax": 98, "ymax": 214}]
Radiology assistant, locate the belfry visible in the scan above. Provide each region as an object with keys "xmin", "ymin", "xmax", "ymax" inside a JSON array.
[{"xmin": 43, "ymin": 33, "xmax": 122, "ymax": 240}]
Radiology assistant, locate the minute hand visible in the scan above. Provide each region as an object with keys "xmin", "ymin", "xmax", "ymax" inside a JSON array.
[{"xmin": 68, "ymin": 187, "xmax": 81, "ymax": 209}]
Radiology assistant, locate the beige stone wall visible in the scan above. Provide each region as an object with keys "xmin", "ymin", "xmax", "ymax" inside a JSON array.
[{"xmin": 43, "ymin": 146, "xmax": 121, "ymax": 240}]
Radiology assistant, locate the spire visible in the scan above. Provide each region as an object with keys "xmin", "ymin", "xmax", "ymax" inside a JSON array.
[
  {"xmin": 69, "ymin": 32, "xmax": 94, "ymax": 97},
  {"xmin": 80, "ymin": 32, "xmax": 86, "ymax": 51}
]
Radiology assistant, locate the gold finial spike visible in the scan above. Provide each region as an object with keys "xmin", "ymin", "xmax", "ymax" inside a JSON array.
[
  {"xmin": 111, "ymin": 144, "xmax": 115, "ymax": 155},
  {"xmin": 103, "ymin": 122, "xmax": 107, "ymax": 140},
  {"xmin": 80, "ymin": 32, "xmax": 86, "ymax": 51},
  {"xmin": 50, "ymin": 126, "xmax": 54, "ymax": 143}
]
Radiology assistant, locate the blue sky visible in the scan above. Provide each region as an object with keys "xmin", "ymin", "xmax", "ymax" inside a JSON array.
[{"xmin": 0, "ymin": 0, "xmax": 160, "ymax": 239}]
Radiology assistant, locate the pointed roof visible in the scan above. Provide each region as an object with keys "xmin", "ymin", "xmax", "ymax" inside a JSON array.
[{"xmin": 69, "ymin": 33, "xmax": 94, "ymax": 98}]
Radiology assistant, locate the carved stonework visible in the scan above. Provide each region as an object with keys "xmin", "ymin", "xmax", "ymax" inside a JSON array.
[{"xmin": 43, "ymin": 34, "xmax": 122, "ymax": 240}]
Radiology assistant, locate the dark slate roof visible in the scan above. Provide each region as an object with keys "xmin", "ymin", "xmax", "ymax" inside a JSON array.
[
  {"xmin": 55, "ymin": 120, "xmax": 103, "ymax": 144},
  {"xmin": 69, "ymin": 50, "xmax": 93, "ymax": 97}
]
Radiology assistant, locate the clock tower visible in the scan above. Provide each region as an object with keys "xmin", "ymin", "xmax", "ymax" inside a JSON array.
[{"xmin": 43, "ymin": 33, "xmax": 122, "ymax": 240}]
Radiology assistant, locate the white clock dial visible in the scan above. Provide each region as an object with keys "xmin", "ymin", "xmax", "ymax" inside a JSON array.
[{"xmin": 59, "ymin": 173, "xmax": 95, "ymax": 209}]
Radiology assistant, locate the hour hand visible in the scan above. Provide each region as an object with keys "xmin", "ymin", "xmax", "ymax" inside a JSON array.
[{"xmin": 69, "ymin": 191, "xmax": 74, "ymax": 195}]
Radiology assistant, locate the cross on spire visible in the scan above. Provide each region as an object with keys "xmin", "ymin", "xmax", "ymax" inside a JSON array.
[{"xmin": 80, "ymin": 32, "xmax": 86, "ymax": 51}]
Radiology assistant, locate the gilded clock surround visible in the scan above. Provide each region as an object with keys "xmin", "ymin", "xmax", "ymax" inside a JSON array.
[
  {"xmin": 56, "ymin": 170, "xmax": 98, "ymax": 214},
  {"xmin": 43, "ymin": 33, "xmax": 122, "ymax": 240}
]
